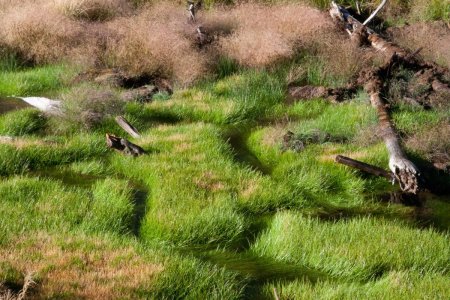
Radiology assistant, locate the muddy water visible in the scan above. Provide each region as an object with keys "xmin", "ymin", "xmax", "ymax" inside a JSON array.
[{"xmin": 0, "ymin": 97, "xmax": 32, "ymax": 114}]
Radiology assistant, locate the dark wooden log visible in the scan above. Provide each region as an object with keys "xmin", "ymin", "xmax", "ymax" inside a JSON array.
[
  {"xmin": 335, "ymin": 155, "xmax": 395, "ymax": 181},
  {"xmin": 115, "ymin": 116, "xmax": 141, "ymax": 138},
  {"xmin": 330, "ymin": 2, "xmax": 422, "ymax": 194},
  {"xmin": 106, "ymin": 133, "xmax": 145, "ymax": 156}
]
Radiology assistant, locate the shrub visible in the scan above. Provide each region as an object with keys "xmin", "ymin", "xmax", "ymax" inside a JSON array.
[
  {"xmin": 60, "ymin": 84, "xmax": 124, "ymax": 130},
  {"xmin": 0, "ymin": 2, "xmax": 84, "ymax": 64},
  {"xmin": 54, "ymin": 0, "xmax": 131, "ymax": 21}
]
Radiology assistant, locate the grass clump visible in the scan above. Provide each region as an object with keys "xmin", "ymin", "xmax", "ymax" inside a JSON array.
[
  {"xmin": 262, "ymin": 270, "xmax": 450, "ymax": 299},
  {"xmin": 0, "ymin": 177, "xmax": 90, "ymax": 240},
  {"xmin": 151, "ymin": 256, "xmax": 246, "ymax": 299},
  {"xmin": 252, "ymin": 212, "xmax": 450, "ymax": 280},
  {"xmin": 82, "ymin": 179, "xmax": 134, "ymax": 234},
  {"xmin": 0, "ymin": 64, "xmax": 75, "ymax": 96},
  {"xmin": 59, "ymin": 84, "xmax": 124, "ymax": 131},
  {"xmin": 0, "ymin": 133, "xmax": 107, "ymax": 176},
  {"xmin": 0, "ymin": 109, "xmax": 46, "ymax": 136}
]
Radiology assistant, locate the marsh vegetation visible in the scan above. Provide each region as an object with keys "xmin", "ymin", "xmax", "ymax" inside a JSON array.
[{"xmin": 1, "ymin": 0, "xmax": 449, "ymax": 299}]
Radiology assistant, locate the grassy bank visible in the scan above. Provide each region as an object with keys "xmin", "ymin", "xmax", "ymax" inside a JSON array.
[{"xmin": 1, "ymin": 0, "xmax": 450, "ymax": 298}]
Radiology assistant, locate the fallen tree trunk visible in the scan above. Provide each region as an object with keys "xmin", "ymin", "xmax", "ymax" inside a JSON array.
[
  {"xmin": 115, "ymin": 116, "xmax": 141, "ymax": 138},
  {"xmin": 106, "ymin": 133, "xmax": 145, "ymax": 156},
  {"xmin": 335, "ymin": 155, "xmax": 394, "ymax": 181},
  {"xmin": 329, "ymin": 1, "xmax": 422, "ymax": 194}
]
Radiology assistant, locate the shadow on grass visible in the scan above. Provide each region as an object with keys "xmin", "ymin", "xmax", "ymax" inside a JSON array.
[{"xmin": 224, "ymin": 129, "xmax": 272, "ymax": 175}]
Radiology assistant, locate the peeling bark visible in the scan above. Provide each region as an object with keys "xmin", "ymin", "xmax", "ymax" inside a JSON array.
[{"xmin": 329, "ymin": 2, "xmax": 424, "ymax": 193}]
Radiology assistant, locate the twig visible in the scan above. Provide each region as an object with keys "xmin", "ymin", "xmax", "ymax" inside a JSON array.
[
  {"xmin": 273, "ymin": 287, "xmax": 280, "ymax": 300},
  {"xmin": 363, "ymin": 0, "xmax": 388, "ymax": 25}
]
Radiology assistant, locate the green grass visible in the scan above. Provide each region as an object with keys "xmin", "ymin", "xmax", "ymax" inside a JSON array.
[
  {"xmin": 1, "ymin": 36, "xmax": 450, "ymax": 298},
  {"xmin": 0, "ymin": 108, "xmax": 47, "ymax": 136},
  {"xmin": 262, "ymin": 270, "xmax": 450, "ymax": 299},
  {"xmin": 82, "ymin": 179, "xmax": 135, "ymax": 235},
  {"xmin": 0, "ymin": 133, "xmax": 107, "ymax": 176},
  {"xmin": 252, "ymin": 212, "xmax": 450, "ymax": 280},
  {"xmin": 0, "ymin": 64, "xmax": 76, "ymax": 97}
]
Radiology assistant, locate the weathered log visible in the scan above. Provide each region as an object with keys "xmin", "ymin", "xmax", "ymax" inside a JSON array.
[
  {"xmin": 106, "ymin": 133, "xmax": 145, "ymax": 156},
  {"xmin": 335, "ymin": 155, "xmax": 394, "ymax": 181},
  {"xmin": 330, "ymin": 2, "xmax": 421, "ymax": 194},
  {"xmin": 365, "ymin": 60, "xmax": 420, "ymax": 193},
  {"xmin": 115, "ymin": 116, "xmax": 141, "ymax": 138}
]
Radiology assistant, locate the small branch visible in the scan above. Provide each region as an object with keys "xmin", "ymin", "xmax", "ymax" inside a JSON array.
[
  {"xmin": 273, "ymin": 287, "xmax": 280, "ymax": 300},
  {"xmin": 335, "ymin": 155, "xmax": 395, "ymax": 181},
  {"xmin": 363, "ymin": 0, "xmax": 388, "ymax": 25},
  {"xmin": 115, "ymin": 116, "xmax": 141, "ymax": 138},
  {"xmin": 356, "ymin": 1, "xmax": 362, "ymax": 15}
]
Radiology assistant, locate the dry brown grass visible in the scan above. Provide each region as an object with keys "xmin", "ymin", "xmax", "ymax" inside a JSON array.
[
  {"xmin": 0, "ymin": 233, "xmax": 162, "ymax": 299},
  {"xmin": 61, "ymin": 84, "xmax": 124, "ymax": 129},
  {"xmin": 388, "ymin": 21, "xmax": 450, "ymax": 69},
  {"xmin": 0, "ymin": 1, "xmax": 85, "ymax": 64},
  {"xmin": 217, "ymin": 3, "xmax": 335, "ymax": 67},
  {"xmin": 406, "ymin": 121, "xmax": 450, "ymax": 159},
  {"xmin": 54, "ymin": 0, "xmax": 131, "ymax": 21},
  {"xmin": 0, "ymin": 273, "xmax": 35, "ymax": 300},
  {"xmin": 0, "ymin": 1, "xmax": 377, "ymax": 84},
  {"xmin": 104, "ymin": 2, "xmax": 207, "ymax": 84}
]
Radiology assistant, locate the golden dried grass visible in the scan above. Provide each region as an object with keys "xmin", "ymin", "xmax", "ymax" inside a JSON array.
[
  {"xmin": 218, "ymin": 3, "xmax": 335, "ymax": 67},
  {"xmin": 0, "ymin": 1, "xmax": 84, "ymax": 64},
  {"xmin": 0, "ymin": 233, "xmax": 162, "ymax": 299},
  {"xmin": 54, "ymin": 0, "xmax": 131, "ymax": 21}
]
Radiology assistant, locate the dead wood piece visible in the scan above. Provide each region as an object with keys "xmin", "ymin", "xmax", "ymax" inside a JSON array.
[
  {"xmin": 365, "ymin": 67, "xmax": 420, "ymax": 194},
  {"xmin": 335, "ymin": 155, "xmax": 394, "ymax": 181},
  {"xmin": 115, "ymin": 116, "xmax": 141, "ymax": 138},
  {"xmin": 106, "ymin": 133, "xmax": 145, "ymax": 156},
  {"xmin": 287, "ymin": 85, "xmax": 356, "ymax": 103}
]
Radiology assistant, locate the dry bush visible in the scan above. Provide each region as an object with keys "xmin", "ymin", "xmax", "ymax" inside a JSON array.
[
  {"xmin": 388, "ymin": 21, "xmax": 450, "ymax": 69},
  {"xmin": 406, "ymin": 121, "xmax": 450, "ymax": 158},
  {"xmin": 54, "ymin": 0, "xmax": 131, "ymax": 21},
  {"xmin": 218, "ymin": 3, "xmax": 335, "ymax": 67},
  {"xmin": 0, "ymin": 1, "xmax": 84, "ymax": 64},
  {"xmin": 61, "ymin": 84, "xmax": 124, "ymax": 129},
  {"xmin": 105, "ymin": 2, "xmax": 207, "ymax": 84}
]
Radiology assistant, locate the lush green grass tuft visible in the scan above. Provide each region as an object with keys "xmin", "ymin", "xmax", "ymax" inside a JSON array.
[
  {"xmin": 253, "ymin": 212, "xmax": 450, "ymax": 280},
  {"xmin": 0, "ymin": 108, "xmax": 47, "ymax": 136},
  {"xmin": 0, "ymin": 64, "xmax": 76, "ymax": 97}
]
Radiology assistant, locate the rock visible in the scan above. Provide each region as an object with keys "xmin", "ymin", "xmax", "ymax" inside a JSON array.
[
  {"xmin": 19, "ymin": 97, "xmax": 62, "ymax": 115},
  {"xmin": 121, "ymin": 85, "xmax": 158, "ymax": 102},
  {"xmin": 94, "ymin": 71, "xmax": 125, "ymax": 87}
]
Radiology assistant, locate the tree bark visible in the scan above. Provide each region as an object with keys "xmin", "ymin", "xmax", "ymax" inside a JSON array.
[
  {"xmin": 115, "ymin": 116, "xmax": 141, "ymax": 138},
  {"xmin": 329, "ymin": 2, "xmax": 421, "ymax": 194}
]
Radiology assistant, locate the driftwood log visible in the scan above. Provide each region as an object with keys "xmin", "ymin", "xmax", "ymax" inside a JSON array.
[
  {"xmin": 115, "ymin": 116, "xmax": 141, "ymax": 138},
  {"xmin": 329, "ymin": 1, "xmax": 427, "ymax": 194},
  {"xmin": 335, "ymin": 155, "xmax": 395, "ymax": 181},
  {"xmin": 106, "ymin": 133, "xmax": 145, "ymax": 156}
]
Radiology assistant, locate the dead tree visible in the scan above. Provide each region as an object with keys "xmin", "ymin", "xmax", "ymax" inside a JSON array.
[{"xmin": 329, "ymin": 1, "xmax": 426, "ymax": 193}]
